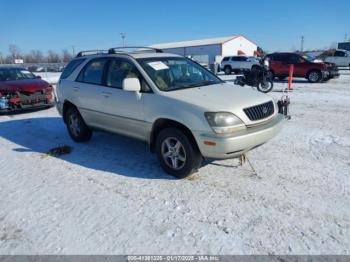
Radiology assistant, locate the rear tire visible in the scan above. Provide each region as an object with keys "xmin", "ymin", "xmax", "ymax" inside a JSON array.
[
  {"xmin": 224, "ymin": 66, "xmax": 232, "ymax": 75},
  {"xmin": 307, "ymin": 70, "xmax": 322, "ymax": 83},
  {"xmin": 65, "ymin": 107, "xmax": 92, "ymax": 142},
  {"xmin": 156, "ymin": 128, "xmax": 202, "ymax": 179}
]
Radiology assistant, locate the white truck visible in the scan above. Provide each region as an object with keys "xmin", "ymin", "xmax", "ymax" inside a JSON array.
[{"xmin": 324, "ymin": 49, "xmax": 350, "ymax": 67}]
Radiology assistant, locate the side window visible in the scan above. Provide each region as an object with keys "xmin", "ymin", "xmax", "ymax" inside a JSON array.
[
  {"xmin": 289, "ymin": 55, "xmax": 303, "ymax": 64},
  {"xmin": 334, "ymin": 51, "xmax": 345, "ymax": 57},
  {"xmin": 61, "ymin": 59, "xmax": 85, "ymax": 79},
  {"xmin": 77, "ymin": 58, "xmax": 107, "ymax": 85},
  {"xmin": 231, "ymin": 57, "xmax": 239, "ymax": 61},
  {"xmin": 279, "ymin": 54, "xmax": 289, "ymax": 63},
  {"xmin": 106, "ymin": 59, "xmax": 150, "ymax": 92},
  {"xmin": 222, "ymin": 57, "xmax": 230, "ymax": 62},
  {"xmin": 240, "ymin": 57, "xmax": 248, "ymax": 62}
]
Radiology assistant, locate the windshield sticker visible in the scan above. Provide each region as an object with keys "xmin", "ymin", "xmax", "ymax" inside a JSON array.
[{"xmin": 147, "ymin": 61, "xmax": 169, "ymax": 71}]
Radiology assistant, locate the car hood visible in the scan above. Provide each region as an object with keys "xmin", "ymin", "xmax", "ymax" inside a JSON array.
[
  {"xmin": 0, "ymin": 79, "xmax": 49, "ymax": 93},
  {"xmin": 161, "ymin": 83, "xmax": 276, "ymax": 124}
]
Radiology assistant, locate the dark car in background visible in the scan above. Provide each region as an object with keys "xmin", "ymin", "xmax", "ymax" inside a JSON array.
[
  {"xmin": 0, "ymin": 67, "xmax": 54, "ymax": 112},
  {"xmin": 267, "ymin": 52, "xmax": 339, "ymax": 83}
]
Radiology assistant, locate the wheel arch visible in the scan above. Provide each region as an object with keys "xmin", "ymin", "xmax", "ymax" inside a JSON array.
[
  {"xmin": 62, "ymin": 100, "xmax": 78, "ymax": 123},
  {"xmin": 149, "ymin": 118, "xmax": 199, "ymax": 153}
]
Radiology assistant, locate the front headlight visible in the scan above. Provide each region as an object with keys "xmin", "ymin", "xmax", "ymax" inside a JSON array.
[
  {"xmin": 264, "ymin": 59, "xmax": 269, "ymax": 67},
  {"xmin": 205, "ymin": 112, "xmax": 246, "ymax": 134}
]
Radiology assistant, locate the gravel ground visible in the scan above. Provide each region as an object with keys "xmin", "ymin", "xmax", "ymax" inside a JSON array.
[{"xmin": 0, "ymin": 73, "xmax": 349, "ymax": 254}]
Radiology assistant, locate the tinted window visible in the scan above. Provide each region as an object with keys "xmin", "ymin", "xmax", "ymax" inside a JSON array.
[
  {"xmin": 289, "ymin": 55, "xmax": 304, "ymax": 64},
  {"xmin": 77, "ymin": 58, "xmax": 107, "ymax": 85},
  {"xmin": 271, "ymin": 54, "xmax": 288, "ymax": 62},
  {"xmin": 222, "ymin": 57, "xmax": 230, "ymax": 61},
  {"xmin": 61, "ymin": 59, "xmax": 85, "ymax": 79},
  {"xmin": 238, "ymin": 56, "xmax": 248, "ymax": 61},
  {"xmin": 334, "ymin": 51, "xmax": 345, "ymax": 57},
  {"xmin": 231, "ymin": 57, "xmax": 240, "ymax": 61},
  {"xmin": 106, "ymin": 59, "xmax": 150, "ymax": 92}
]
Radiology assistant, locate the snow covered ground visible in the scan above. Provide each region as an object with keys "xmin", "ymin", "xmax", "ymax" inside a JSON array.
[{"xmin": 0, "ymin": 74, "xmax": 349, "ymax": 254}]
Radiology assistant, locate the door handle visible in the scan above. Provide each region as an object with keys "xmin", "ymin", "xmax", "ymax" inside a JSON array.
[
  {"xmin": 102, "ymin": 91, "xmax": 112, "ymax": 97},
  {"xmin": 73, "ymin": 87, "xmax": 80, "ymax": 92}
]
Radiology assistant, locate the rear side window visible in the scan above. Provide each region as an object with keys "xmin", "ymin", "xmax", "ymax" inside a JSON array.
[
  {"xmin": 60, "ymin": 59, "xmax": 85, "ymax": 79},
  {"xmin": 222, "ymin": 57, "xmax": 230, "ymax": 61},
  {"xmin": 334, "ymin": 51, "xmax": 345, "ymax": 57},
  {"xmin": 77, "ymin": 58, "xmax": 108, "ymax": 85},
  {"xmin": 271, "ymin": 54, "xmax": 288, "ymax": 62},
  {"xmin": 231, "ymin": 57, "xmax": 239, "ymax": 61}
]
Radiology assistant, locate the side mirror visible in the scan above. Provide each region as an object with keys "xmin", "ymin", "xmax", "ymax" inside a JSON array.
[
  {"xmin": 122, "ymin": 77, "xmax": 141, "ymax": 92},
  {"xmin": 36, "ymin": 75, "xmax": 42, "ymax": 79}
]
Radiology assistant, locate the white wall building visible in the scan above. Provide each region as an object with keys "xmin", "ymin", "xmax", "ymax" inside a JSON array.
[{"xmin": 150, "ymin": 35, "xmax": 258, "ymax": 69}]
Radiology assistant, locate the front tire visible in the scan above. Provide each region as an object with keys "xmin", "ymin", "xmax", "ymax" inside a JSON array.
[
  {"xmin": 257, "ymin": 80, "xmax": 274, "ymax": 93},
  {"xmin": 65, "ymin": 107, "xmax": 92, "ymax": 142},
  {"xmin": 156, "ymin": 128, "xmax": 202, "ymax": 179},
  {"xmin": 307, "ymin": 70, "xmax": 322, "ymax": 83}
]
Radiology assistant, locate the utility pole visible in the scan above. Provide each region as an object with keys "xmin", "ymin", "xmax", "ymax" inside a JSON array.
[
  {"xmin": 120, "ymin": 33, "xmax": 126, "ymax": 47},
  {"xmin": 300, "ymin": 36, "xmax": 304, "ymax": 52},
  {"xmin": 71, "ymin": 45, "xmax": 75, "ymax": 56},
  {"xmin": 345, "ymin": 33, "xmax": 348, "ymax": 42}
]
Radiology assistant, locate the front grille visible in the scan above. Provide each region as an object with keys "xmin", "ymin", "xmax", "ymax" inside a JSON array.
[{"xmin": 243, "ymin": 101, "xmax": 274, "ymax": 121}]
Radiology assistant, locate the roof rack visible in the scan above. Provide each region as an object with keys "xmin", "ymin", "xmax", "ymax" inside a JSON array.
[
  {"xmin": 108, "ymin": 46, "xmax": 163, "ymax": 54},
  {"xmin": 76, "ymin": 50, "xmax": 108, "ymax": 57}
]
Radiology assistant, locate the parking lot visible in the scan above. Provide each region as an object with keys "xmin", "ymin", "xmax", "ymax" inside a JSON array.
[{"xmin": 0, "ymin": 73, "xmax": 349, "ymax": 254}]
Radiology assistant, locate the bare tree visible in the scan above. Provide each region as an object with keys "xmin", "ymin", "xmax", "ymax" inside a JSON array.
[
  {"xmin": 31, "ymin": 50, "xmax": 44, "ymax": 63},
  {"xmin": 61, "ymin": 49, "xmax": 72, "ymax": 62},
  {"xmin": 47, "ymin": 50, "xmax": 61, "ymax": 63},
  {"xmin": 8, "ymin": 44, "xmax": 22, "ymax": 61}
]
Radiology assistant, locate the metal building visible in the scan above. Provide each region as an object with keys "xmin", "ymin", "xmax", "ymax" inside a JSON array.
[{"xmin": 150, "ymin": 35, "xmax": 258, "ymax": 69}]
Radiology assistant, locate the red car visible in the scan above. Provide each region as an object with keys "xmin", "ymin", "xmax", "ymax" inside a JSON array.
[
  {"xmin": 0, "ymin": 67, "xmax": 54, "ymax": 112},
  {"xmin": 266, "ymin": 52, "xmax": 339, "ymax": 83}
]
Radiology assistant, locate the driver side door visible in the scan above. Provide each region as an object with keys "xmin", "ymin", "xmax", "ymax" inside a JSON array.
[{"xmin": 98, "ymin": 58, "xmax": 150, "ymax": 141}]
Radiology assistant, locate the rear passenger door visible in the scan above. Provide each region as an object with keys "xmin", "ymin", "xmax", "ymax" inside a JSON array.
[
  {"xmin": 98, "ymin": 58, "xmax": 149, "ymax": 141},
  {"xmin": 74, "ymin": 57, "xmax": 109, "ymax": 127},
  {"xmin": 272, "ymin": 54, "xmax": 290, "ymax": 76}
]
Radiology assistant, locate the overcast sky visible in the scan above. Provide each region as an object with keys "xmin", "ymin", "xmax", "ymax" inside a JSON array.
[{"xmin": 0, "ymin": 0, "xmax": 349, "ymax": 55}]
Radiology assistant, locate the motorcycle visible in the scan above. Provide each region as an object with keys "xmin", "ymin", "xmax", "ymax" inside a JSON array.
[{"xmin": 234, "ymin": 57, "xmax": 273, "ymax": 93}]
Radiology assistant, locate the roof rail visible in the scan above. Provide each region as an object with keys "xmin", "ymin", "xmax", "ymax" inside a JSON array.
[
  {"xmin": 108, "ymin": 46, "xmax": 163, "ymax": 54},
  {"xmin": 76, "ymin": 50, "xmax": 108, "ymax": 57}
]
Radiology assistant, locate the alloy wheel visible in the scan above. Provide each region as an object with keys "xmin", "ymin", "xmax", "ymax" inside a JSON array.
[{"xmin": 161, "ymin": 137, "xmax": 186, "ymax": 170}]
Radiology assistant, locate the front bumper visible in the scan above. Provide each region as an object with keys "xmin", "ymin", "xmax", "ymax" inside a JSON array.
[
  {"xmin": 328, "ymin": 69, "xmax": 340, "ymax": 79},
  {"xmin": 193, "ymin": 114, "xmax": 285, "ymax": 159}
]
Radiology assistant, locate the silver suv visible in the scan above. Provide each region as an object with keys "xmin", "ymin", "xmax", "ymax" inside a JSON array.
[{"xmin": 56, "ymin": 47, "xmax": 284, "ymax": 178}]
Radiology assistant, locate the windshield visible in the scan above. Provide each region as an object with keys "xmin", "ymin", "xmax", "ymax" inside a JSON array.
[
  {"xmin": 0, "ymin": 68, "xmax": 36, "ymax": 81},
  {"xmin": 302, "ymin": 55, "xmax": 315, "ymax": 62},
  {"xmin": 137, "ymin": 57, "xmax": 222, "ymax": 91}
]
